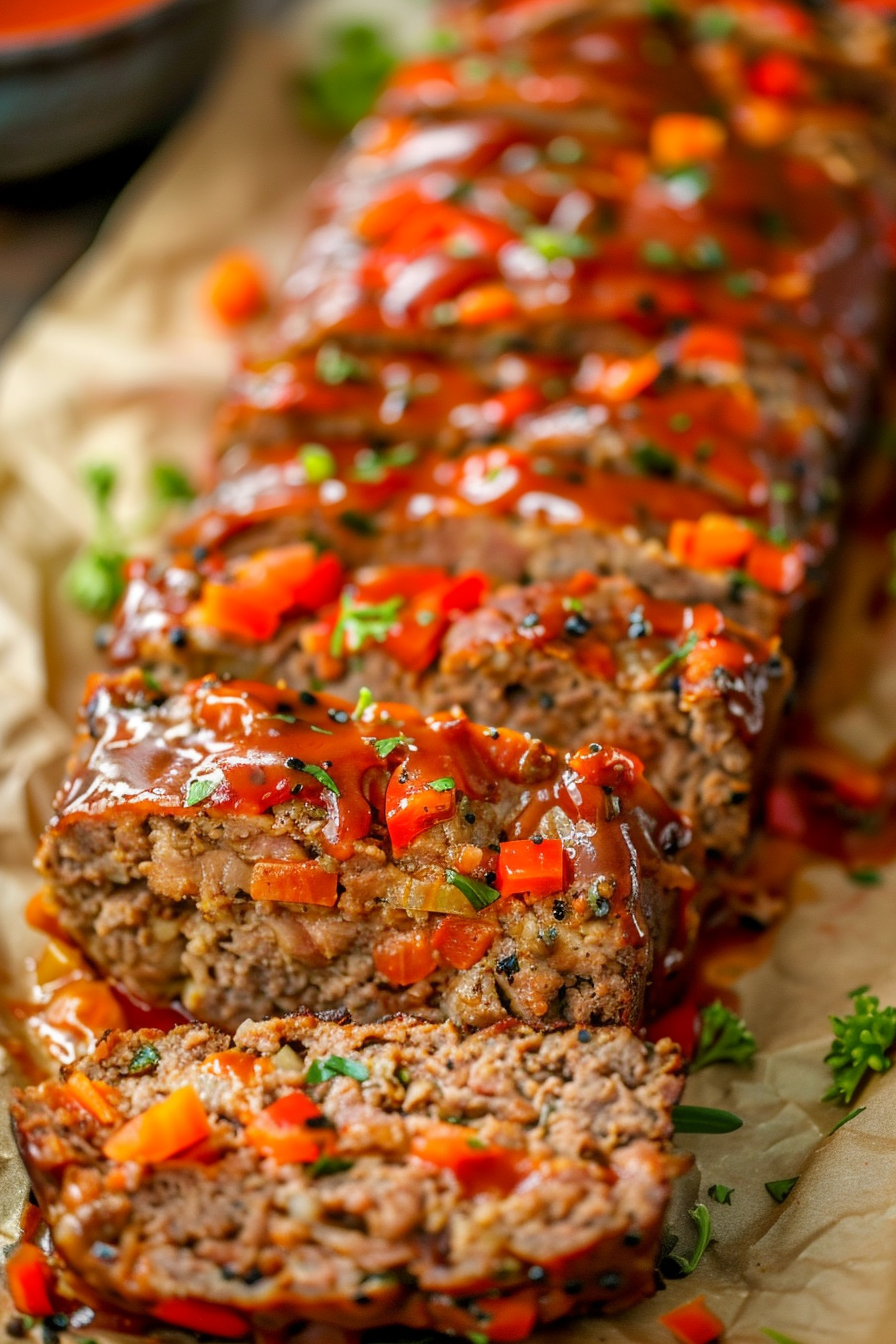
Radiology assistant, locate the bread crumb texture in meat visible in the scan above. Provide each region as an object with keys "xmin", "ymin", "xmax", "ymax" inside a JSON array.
[
  {"xmin": 11, "ymin": 1013, "xmax": 687, "ymax": 1335},
  {"xmin": 36, "ymin": 671, "xmax": 695, "ymax": 1031}
]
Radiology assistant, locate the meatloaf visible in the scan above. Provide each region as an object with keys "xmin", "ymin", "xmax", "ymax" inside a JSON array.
[
  {"xmin": 11, "ymin": 1013, "xmax": 686, "ymax": 1334},
  {"xmin": 104, "ymin": 555, "xmax": 790, "ymax": 860},
  {"xmin": 36, "ymin": 671, "xmax": 695, "ymax": 1032}
]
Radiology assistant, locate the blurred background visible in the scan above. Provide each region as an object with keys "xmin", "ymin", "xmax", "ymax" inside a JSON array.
[{"xmin": 0, "ymin": 0, "xmax": 423, "ymax": 344}]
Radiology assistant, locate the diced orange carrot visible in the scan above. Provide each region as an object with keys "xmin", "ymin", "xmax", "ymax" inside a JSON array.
[
  {"xmin": 678, "ymin": 324, "xmax": 744, "ymax": 368},
  {"xmin": 594, "ymin": 352, "xmax": 662, "ymax": 403},
  {"xmin": 66, "ymin": 1070, "xmax": 121, "ymax": 1126},
  {"xmin": 690, "ymin": 514, "xmax": 755, "ymax": 569},
  {"xmin": 745, "ymin": 541, "xmax": 805, "ymax": 594},
  {"xmin": 733, "ymin": 97, "xmax": 795, "ymax": 147},
  {"xmin": 650, "ymin": 113, "xmax": 726, "ymax": 167},
  {"xmin": 103, "ymin": 1085, "xmax": 211, "ymax": 1165},
  {"xmin": 355, "ymin": 186, "xmax": 426, "ymax": 243},
  {"xmin": 25, "ymin": 888, "xmax": 65, "ymax": 940},
  {"xmin": 410, "ymin": 1123, "xmax": 530, "ymax": 1196},
  {"xmin": 6, "ymin": 1243, "xmax": 54, "ymax": 1318},
  {"xmin": 373, "ymin": 929, "xmax": 438, "ymax": 986},
  {"xmin": 205, "ymin": 251, "xmax": 267, "ymax": 326},
  {"xmin": 454, "ymin": 283, "xmax": 520, "ymax": 326},
  {"xmin": 431, "ymin": 915, "xmax": 496, "ymax": 970},
  {"xmin": 658, "ymin": 1294, "xmax": 725, "ymax": 1343},
  {"xmin": 249, "ymin": 860, "xmax": 339, "ymax": 908},
  {"xmin": 668, "ymin": 519, "xmax": 698, "ymax": 565},
  {"xmin": 244, "ymin": 1092, "xmax": 324, "ymax": 1166}
]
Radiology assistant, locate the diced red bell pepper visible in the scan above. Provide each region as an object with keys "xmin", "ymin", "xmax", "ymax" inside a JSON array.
[
  {"xmin": 373, "ymin": 929, "xmax": 438, "ymax": 986},
  {"xmin": 244, "ymin": 1091, "xmax": 325, "ymax": 1166},
  {"xmin": 658, "ymin": 1295, "xmax": 725, "ymax": 1343},
  {"xmin": 103, "ymin": 1085, "xmax": 211, "ymax": 1165},
  {"xmin": 410, "ymin": 1123, "xmax": 530, "ymax": 1197},
  {"xmin": 496, "ymin": 839, "xmax": 567, "ymax": 900},
  {"xmin": 748, "ymin": 52, "xmax": 807, "ymax": 100},
  {"xmin": 152, "ymin": 1299, "xmax": 250, "ymax": 1339},
  {"xmin": 431, "ymin": 914, "xmax": 496, "ymax": 970},
  {"xmin": 249, "ymin": 860, "xmax": 339, "ymax": 907},
  {"xmin": 745, "ymin": 540, "xmax": 804, "ymax": 595},
  {"xmin": 678, "ymin": 324, "xmax": 744, "ymax": 368},
  {"xmin": 6, "ymin": 1243, "xmax": 55, "ymax": 1318},
  {"xmin": 473, "ymin": 1289, "xmax": 540, "ymax": 1343},
  {"xmin": 385, "ymin": 773, "xmax": 457, "ymax": 850}
]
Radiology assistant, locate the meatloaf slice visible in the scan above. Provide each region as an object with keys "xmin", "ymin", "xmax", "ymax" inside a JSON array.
[
  {"xmin": 36, "ymin": 672, "xmax": 695, "ymax": 1032},
  {"xmin": 105, "ymin": 557, "xmax": 790, "ymax": 860},
  {"xmin": 11, "ymin": 1014, "xmax": 687, "ymax": 1333}
]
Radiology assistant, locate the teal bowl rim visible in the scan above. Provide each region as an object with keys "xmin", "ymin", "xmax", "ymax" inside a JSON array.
[{"xmin": 0, "ymin": 0, "xmax": 220, "ymax": 65}]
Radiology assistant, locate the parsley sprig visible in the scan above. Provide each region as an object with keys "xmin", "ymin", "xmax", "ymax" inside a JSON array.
[
  {"xmin": 661, "ymin": 1203, "xmax": 713, "ymax": 1277},
  {"xmin": 330, "ymin": 593, "xmax": 403, "ymax": 657},
  {"xmin": 691, "ymin": 1001, "xmax": 757, "ymax": 1072},
  {"xmin": 295, "ymin": 23, "xmax": 396, "ymax": 134},
  {"xmin": 306, "ymin": 1055, "xmax": 369, "ymax": 1084},
  {"xmin": 823, "ymin": 986, "xmax": 896, "ymax": 1104}
]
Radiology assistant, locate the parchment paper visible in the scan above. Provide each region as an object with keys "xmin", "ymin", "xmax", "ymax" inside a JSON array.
[{"xmin": 1, "ymin": 7, "xmax": 896, "ymax": 1342}]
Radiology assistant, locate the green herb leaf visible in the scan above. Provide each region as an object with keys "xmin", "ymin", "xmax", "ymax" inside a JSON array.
[
  {"xmin": 128, "ymin": 1043, "xmax": 161, "ymax": 1075},
  {"xmin": 299, "ymin": 443, "xmax": 337, "ymax": 484},
  {"xmin": 82, "ymin": 462, "xmax": 118, "ymax": 510},
  {"xmin": 708, "ymin": 1183, "xmax": 734, "ymax": 1205},
  {"xmin": 150, "ymin": 462, "xmax": 195, "ymax": 504},
  {"xmin": 849, "ymin": 867, "xmax": 882, "ymax": 885},
  {"xmin": 691, "ymin": 1001, "xmax": 757, "ymax": 1071},
  {"xmin": 374, "ymin": 735, "xmax": 410, "ymax": 757},
  {"xmin": 651, "ymin": 630, "xmax": 699, "ymax": 679},
  {"xmin": 184, "ymin": 773, "xmax": 224, "ymax": 807},
  {"xmin": 661, "ymin": 1204, "xmax": 713, "ymax": 1277},
  {"xmin": 339, "ymin": 509, "xmax": 380, "ymax": 536},
  {"xmin": 331, "ymin": 593, "xmax": 403, "ymax": 657},
  {"xmin": 823, "ymin": 985, "xmax": 896, "ymax": 1104},
  {"xmin": 671, "ymin": 1104, "xmax": 744, "ymax": 1134},
  {"xmin": 315, "ymin": 344, "xmax": 369, "ymax": 386},
  {"xmin": 300, "ymin": 764, "xmax": 340, "ymax": 796},
  {"xmin": 446, "ymin": 869, "xmax": 500, "ymax": 912},
  {"xmin": 765, "ymin": 1176, "xmax": 798, "ymax": 1203},
  {"xmin": 296, "ymin": 22, "xmax": 396, "ymax": 134},
  {"xmin": 430, "ymin": 777, "xmax": 455, "ymax": 792},
  {"xmin": 64, "ymin": 547, "xmax": 127, "ymax": 617},
  {"xmin": 142, "ymin": 671, "xmax": 163, "ymax": 693},
  {"xmin": 352, "ymin": 687, "xmax": 374, "ymax": 720},
  {"xmin": 306, "ymin": 1055, "xmax": 369, "ymax": 1084},
  {"xmin": 633, "ymin": 441, "xmax": 677, "ymax": 479},
  {"xmin": 524, "ymin": 226, "xmax": 595, "ymax": 260},
  {"xmin": 309, "ymin": 1155, "xmax": 354, "ymax": 1178},
  {"xmin": 828, "ymin": 1106, "xmax": 865, "ymax": 1135}
]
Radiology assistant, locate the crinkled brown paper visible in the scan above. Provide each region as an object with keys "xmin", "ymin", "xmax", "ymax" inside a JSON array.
[{"xmin": 1, "ymin": 7, "xmax": 896, "ymax": 1342}]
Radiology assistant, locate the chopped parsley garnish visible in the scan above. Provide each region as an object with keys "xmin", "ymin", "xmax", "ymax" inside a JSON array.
[
  {"xmin": 295, "ymin": 22, "xmax": 396, "ymax": 133},
  {"xmin": 299, "ymin": 443, "xmax": 336, "ymax": 484},
  {"xmin": 128, "ymin": 1043, "xmax": 161, "ymax": 1075},
  {"xmin": 694, "ymin": 6, "xmax": 736, "ymax": 39},
  {"xmin": 708, "ymin": 1183, "xmax": 733, "ymax": 1205},
  {"xmin": 150, "ymin": 462, "xmax": 195, "ymax": 505},
  {"xmin": 142, "ymin": 670, "xmax": 163, "ymax": 693},
  {"xmin": 671, "ymin": 1104, "xmax": 743, "ymax": 1134},
  {"xmin": 524, "ymin": 226, "xmax": 595, "ymax": 260},
  {"xmin": 330, "ymin": 593, "xmax": 403, "ymax": 657},
  {"xmin": 430, "ymin": 777, "xmax": 455, "ymax": 792},
  {"xmin": 725, "ymin": 271, "xmax": 755, "ymax": 297},
  {"xmin": 691, "ymin": 1001, "xmax": 757, "ymax": 1071},
  {"xmin": 687, "ymin": 235, "xmax": 727, "ymax": 270},
  {"xmin": 306, "ymin": 1055, "xmax": 369, "ymax": 1084},
  {"xmin": 547, "ymin": 135, "xmax": 585, "ymax": 165},
  {"xmin": 641, "ymin": 239, "xmax": 678, "ymax": 269},
  {"xmin": 351, "ymin": 686, "xmax": 374, "ymax": 720},
  {"xmin": 184, "ymin": 773, "xmax": 224, "ymax": 807},
  {"xmin": 309, "ymin": 1155, "xmax": 354, "ymax": 1178},
  {"xmin": 849, "ymin": 867, "xmax": 881, "ymax": 885},
  {"xmin": 828, "ymin": 1106, "xmax": 865, "ymax": 1135},
  {"xmin": 651, "ymin": 630, "xmax": 699, "ymax": 679},
  {"xmin": 823, "ymin": 986, "xmax": 896, "ymax": 1104},
  {"xmin": 64, "ymin": 463, "xmax": 127, "ymax": 617},
  {"xmin": 661, "ymin": 1204, "xmax": 713, "ymax": 1277},
  {"xmin": 296, "ymin": 763, "xmax": 340, "ymax": 796},
  {"xmin": 315, "ymin": 344, "xmax": 368, "ymax": 385},
  {"xmin": 446, "ymin": 869, "xmax": 500, "ymax": 912},
  {"xmin": 669, "ymin": 413, "xmax": 692, "ymax": 433},
  {"xmin": 633, "ymin": 441, "xmax": 677, "ymax": 478},
  {"xmin": 339, "ymin": 510, "xmax": 379, "ymax": 536},
  {"xmin": 374, "ymin": 735, "xmax": 410, "ymax": 757},
  {"xmin": 770, "ymin": 480, "xmax": 796, "ymax": 504},
  {"xmin": 765, "ymin": 1176, "xmax": 798, "ymax": 1204}
]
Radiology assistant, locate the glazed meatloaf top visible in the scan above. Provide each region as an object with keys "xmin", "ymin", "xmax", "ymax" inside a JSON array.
[{"xmin": 11, "ymin": 1013, "xmax": 686, "ymax": 1332}]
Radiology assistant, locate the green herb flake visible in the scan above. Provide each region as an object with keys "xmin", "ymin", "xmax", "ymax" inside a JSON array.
[
  {"xmin": 633, "ymin": 441, "xmax": 677, "ymax": 479},
  {"xmin": 299, "ymin": 764, "xmax": 340, "ymax": 796},
  {"xmin": 128, "ymin": 1043, "xmax": 161, "ymax": 1075},
  {"xmin": 446, "ymin": 869, "xmax": 500, "ymax": 912},
  {"xmin": 669, "ymin": 413, "xmax": 693, "ymax": 433},
  {"xmin": 671, "ymin": 1104, "xmax": 743, "ymax": 1134},
  {"xmin": 296, "ymin": 22, "xmax": 396, "ymax": 134},
  {"xmin": 724, "ymin": 271, "xmax": 755, "ymax": 297},
  {"xmin": 694, "ymin": 6, "xmax": 736, "ymax": 39},
  {"xmin": 150, "ymin": 462, "xmax": 195, "ymax": 505},
  {"xmin": 306, "ymin": 1055, "xmax": 369, "ymax": 1085},
  {"xmin": 823, "ymin": 985, "xmax": 896, "ymax": 1104},
  {"xmin": 708, "ymin": 1183, "xmax": 734, "ymax": 1205},
  {"xmin": 339, "ymin": 509, "xmax": 380, "ymax": 536},
  {"xmin": 142, "ymin": 671, "xmax": 163, "ymax": 693},
  {"xmin": 651, "ymin": 629, "xmax": 699, "ymax": 679},
  {"xmin": 352, "ymin": 687, "xmax": 374, "ymax": 720},
  {"xmin": 770, "ymin": 481, "xmax": 796, "ymax": 504},
  {"xmin": 374, "ymin": 735, "xmax": 410, "ymax": 757},
  {"xmin": 330, "ymin": 593, "xmax": 403, "ymax": 657},
  {"xmin": 184, "ymin": 773, "xmax": 224, "ymax": 807},
  {"xmin": 315, "ymin": 344, "xmax": 369, "ymax": 386},
  {"xmin": 641, "ymin": 239, "xmax": 678, "ymax": 269},
  {"xmin": 430, "ymin": 777, "xmax": 455, "ymax": 792},
  {"xmin": 828, "ymin": 1106, "xmax": 865, "ymax": 1135},
  {"xmin": 309, "ymin": 1155, "xmax": 354, "ymax": 1178},
  {"xmin": 547, "ymin": 135, "xmax": 585, "ymax": 165},
  {"xmin": 299, "ymin": 443, "xmax": 337, "ymax": 485},
  {"xmin": 691, "ymin": 1000, "xmax": 757, "ymax": 1071},
  {"xmin": 524, "ymin": 226, "xmax": 595, "ymax": 261},
  {"xmin": 760, "ymin": 1332, "xmax": 805, "ymax": 1344},
  {"xmin": 64, "ymin": 462, "xmax": 127, "ymax": 617},
  {"xmin": 765, "ymin": 1176, "xmax": 798, "ymax": 1204},
  {"xmin": 849, "ymin": 867, "xmax": 882, "ymax": 886},
  {"xmin": 661, "ymin": 1203, "xmax": 713, "ymax": 1277}
]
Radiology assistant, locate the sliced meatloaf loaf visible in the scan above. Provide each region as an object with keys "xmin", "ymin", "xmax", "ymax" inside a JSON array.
[
  {"xmin": 11, "ymin": 1014, "xmax": 687, "ymax": 1332},
  {"xmin": 173, "ymin": 439, "xmax": 808, "ymax": 639},
  {"xmin": 105, "ymin": 556, "xmax": 790, "ymax": 860},
  {"xmin": 36, "ymin": 672, "xmax": 695, "ymax": 1032}
]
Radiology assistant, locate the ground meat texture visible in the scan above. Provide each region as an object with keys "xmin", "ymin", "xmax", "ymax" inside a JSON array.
[
  {"xmin": 11, "ymin": 1014, "xmax": 687, "ymax": 1332},
  {"xmin": 106, "ymin": 566, "xmax": 791, "ymax": 861},
  {"xmin": 36, "ymin": 672, "xmax": 695, "ymax": 1032}
]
